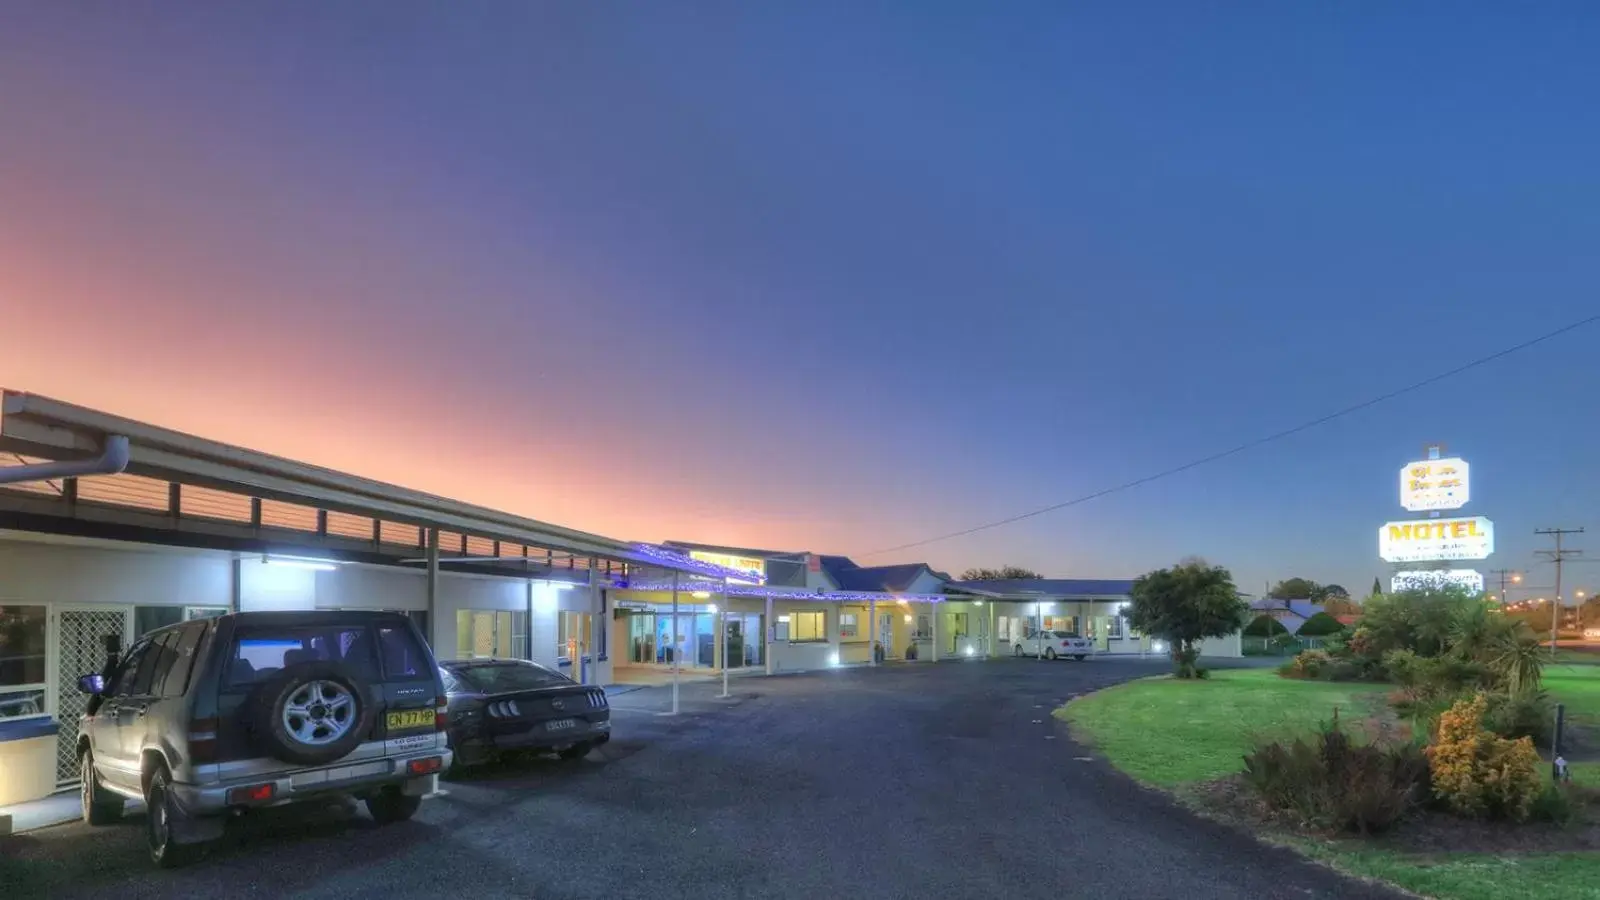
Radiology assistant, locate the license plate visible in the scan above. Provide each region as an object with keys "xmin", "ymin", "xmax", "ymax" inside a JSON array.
[
  {"xmin": 386, "ymin": 709, "xmax": 436, "ymax": 730},
  {"xmin": 546, "ymin": 718, "xmax": 577, "ymax": 732}
]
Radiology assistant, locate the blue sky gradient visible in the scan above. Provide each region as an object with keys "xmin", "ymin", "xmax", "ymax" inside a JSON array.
[{"xmin": 1, "ymin": 2, "xmax": 1595, "ymax": 597}]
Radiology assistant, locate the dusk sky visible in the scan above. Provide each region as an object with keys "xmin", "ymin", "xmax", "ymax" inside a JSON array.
[{"xmin": 2, "ymin": 3, "xmax": 1596, "ymax": 598}]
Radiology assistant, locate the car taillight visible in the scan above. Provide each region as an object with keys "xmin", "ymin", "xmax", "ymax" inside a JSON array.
[
  {"xmin": 435, "ymin": 696, "xmax": 448, "ymax": 730},
  {"xmin": 408, "ymin": 756, "xmax": 443, "ymax": 775},
  {"xmin": 1061, "ymin": 641, "xmax": 1071, "ymax": 648},
  {"xmin": 226, "ymin": 783, "xmax": 276, "ymax": 805},
  {"xmin": 188, "ymin": 717, "xmax": 219, "ymax": 764}
]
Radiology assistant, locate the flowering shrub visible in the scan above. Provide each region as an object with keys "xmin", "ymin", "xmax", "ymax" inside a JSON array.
[
  {"xmin": 1426, "ymin": 694, "xmax": 1542, "ymax": 821},
  {"xmin": 1279, "ymin": 649, "xmax": 1333, "ymax": 679}
]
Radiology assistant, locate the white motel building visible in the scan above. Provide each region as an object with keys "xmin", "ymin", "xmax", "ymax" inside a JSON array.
[{"xmin": 0, "ymin": 391, "xmax": 1236, "ymax": 810}]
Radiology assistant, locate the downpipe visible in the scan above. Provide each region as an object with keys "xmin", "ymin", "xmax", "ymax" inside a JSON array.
[{"xmin": 0, "ymin": 435, "xmax": 131, "ymax": 485}]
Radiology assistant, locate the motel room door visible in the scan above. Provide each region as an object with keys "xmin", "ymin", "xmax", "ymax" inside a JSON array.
[{"xmin": 878, "ymin": 613, "xmax": 893, "ymax": 657}]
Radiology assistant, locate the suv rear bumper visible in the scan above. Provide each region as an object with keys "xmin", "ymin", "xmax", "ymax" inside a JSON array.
[{"xmin": 174, "ymin": 747, "xmax": 452, "ymax": 817}]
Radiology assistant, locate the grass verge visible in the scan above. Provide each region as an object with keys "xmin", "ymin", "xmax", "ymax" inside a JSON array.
[{"xmin": 1060, "ymin": 666, "xmax": 1600, "ymax": 899}]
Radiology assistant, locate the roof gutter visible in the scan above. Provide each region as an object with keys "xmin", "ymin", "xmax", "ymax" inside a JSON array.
[{"xmin": 0, "ymin": 435, "xmax": 130, "ymax": 486}]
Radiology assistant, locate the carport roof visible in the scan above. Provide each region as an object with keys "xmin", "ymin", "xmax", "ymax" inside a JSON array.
[
  {"xmin": 947, "ymin": 578, "xmax": 1136, "ymax": 599},
  {"xmin": 0, "ymin": 390, "xmax": 752, "ymax": 581}
]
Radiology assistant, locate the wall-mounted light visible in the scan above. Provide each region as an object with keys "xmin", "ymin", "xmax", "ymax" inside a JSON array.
[
  {"xmin": 972, "ymin": 599, "xmax": 984, "ymax": 606},
  {"xmin": 964, "ymin": 646, "xmax": 974, "ymax": 657},
  {"xmin": 777, "ymin": 615, "xmax": 791, "ymax": 623},
  {"xmin": 707, "ymin": 603, "xmax": 719, "ymax": 615},
  {"xmin": 264, "ymin": 554, "xmax": 341, "ymax": 572},
  {"xmin": 692, "ymin": 591, "xmax": 711, "ymax": 600},
  {"xmin": 828, "ymin": 652, "xmax": 840, "ymax": 666},
  {"xmin": 896, "ymin": 598, "xmax": 909, "ymax": 606},
  {"xmin": 903, "ymin": 614, "xmax": 913, "ymax": 623}
]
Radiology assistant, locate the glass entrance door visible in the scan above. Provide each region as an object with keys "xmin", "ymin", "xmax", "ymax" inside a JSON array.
[
  {"xmin": 626, "ymin": 613, "xmax": 657, "ymax": 664},
  {"xmin": 724, "ymin": 614, "xmax": 764, "ymax": 668}
]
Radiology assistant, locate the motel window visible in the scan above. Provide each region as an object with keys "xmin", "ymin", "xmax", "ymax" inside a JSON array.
[
  {"xmin": 0, "ymin": 605, "xmax": 47, "ymax": 722},
  {"xmin": 997, "ymin": 616, "xmax": 1011, "ymax": 642},
  {"xmin": 774, "ymin": 615, "xmax": 791, "ymax": 642},
  {"xmin": 789, "ymin": 610, "xmax": 825, "ymax": 642},
  {"xmin": 456, "ymin": 610, "xmax": 527, "ymax": 660},
  {"xmin": 1107, "ymin": 614, "xmax": 1124, "ymax": 638},
  {"xmin": 839, "ymin": 612, "xmax": 859, "ymax": 639},
  {"xmin": 915, "ymin": 614, "xmax": 931, "ymax": 640}
]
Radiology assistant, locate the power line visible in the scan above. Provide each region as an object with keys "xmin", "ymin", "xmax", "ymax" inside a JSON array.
[{"xmin": 864, "ymin": 312, "xmax": 1600, "ymax": 558}]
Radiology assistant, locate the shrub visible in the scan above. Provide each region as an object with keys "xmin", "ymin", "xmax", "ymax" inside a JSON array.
[
  {"xmin": 1426, "ymin": 694, "xmax": 1543, "ymax": 821},
  {"xmin": 1280, "ymin": 649, "xmax": 1333, "ymax": 680},
  {"xmin": 1531, "ymin": 782, "xmax": 1582, "ymax": 828},
  {"xmin": 1242, "ymin": 710, "xmax": 1427, "ymax": 834},
  {"xmin": 1384, "ymin": 649, "xmax": 1484, "ymax": 696},
  {"xmin": 1482, "ymin": 691, "xmax": 1555, "ymax": 745},
  {"xmin": 1297, "ymin": 612, "xmax": 1346, "ymax": 637}
]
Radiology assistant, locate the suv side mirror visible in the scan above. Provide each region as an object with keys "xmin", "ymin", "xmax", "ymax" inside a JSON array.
[{"xmin": 77, "ymin": 673, "xmax": 107, "ymax": 695}]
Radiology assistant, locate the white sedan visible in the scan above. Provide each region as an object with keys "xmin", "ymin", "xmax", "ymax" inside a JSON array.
[{"xmin": 1013, "ymin": 630, "xmax": 1095, "ymax": 661}]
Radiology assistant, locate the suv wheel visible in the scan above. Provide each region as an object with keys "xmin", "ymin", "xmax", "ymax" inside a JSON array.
[
  {"xmin": 80, "ymin": 749, "xmax": 124, "ymax": 826},
  {"xmin": 365, "ymin": 787, "xmax": 422, "ymax": 825},
  {"xmin": 145, "ymin": 763, "xmax": 203, "ymax": 869}
]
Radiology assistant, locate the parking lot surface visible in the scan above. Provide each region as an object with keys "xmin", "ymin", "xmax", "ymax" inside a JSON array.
[{"xmin": 1, "ymin": 658, "xmax": 1402, "ymax": 899}]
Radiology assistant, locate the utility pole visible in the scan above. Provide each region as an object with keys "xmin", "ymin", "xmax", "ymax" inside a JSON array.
[
  {"xmin": 1536, "ymin": 528, "xmax": 1585, "ymax": 655},
  {"xmin": 1488, "ymin": 568, "xmax": 1523, "ymax": 605}
]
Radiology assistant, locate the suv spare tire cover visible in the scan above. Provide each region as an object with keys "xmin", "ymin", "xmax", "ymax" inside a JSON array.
[{"xmin": 251, "ymin": 661, "xmax": 374, "ymax": 767}]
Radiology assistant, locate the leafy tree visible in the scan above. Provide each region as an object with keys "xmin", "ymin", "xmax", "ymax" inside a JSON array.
[
  {"xmin": 1372, "ymin": 576, "xmax": 1383, "ymax": 597},
  {"xmin": 1321, "ymin": 595, "xmax": 1363, "ymax": 617},
  {"xmin": 1297, "ymin": 612, "xmax": 1346, "ymax": 637},
  {"xmin": 959, "ymin": 566, "xmax": 1043, "ymax": 581},
  {"xmin": 1243, "ymin": 614, "xmax": 1290, "ymax": 637},
  {"xmin": 1319, "ymin": 584, "xmax": 1351, "ymax": 601},
  {"xmin": 1129, "ymin": 558, "xmax": 1248, "ymax": 679},
  {"xmin": 1269, "ymin": 577, "xmax": 1321, "ymax": 600}
]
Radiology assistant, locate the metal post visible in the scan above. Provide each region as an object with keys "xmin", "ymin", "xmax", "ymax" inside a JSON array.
[
  {"xmin": 426, "ymin": 528, "xmax": 441, "ymax": 651},
  {"xmin": 764, "ymin": 594, "xmax": 775, "ymax": 675},
  {"xmin": 1553, "ymin": 703, "xmax": 1567, "ymax": 781},
  {"xmin": 868, "ymin": 597, "xmax": 877, "ymax": 666},
  {"xmin": 931, "ymin": 601, "xmax": 939, "ymax": 662},
  {"xmin": 1036, "ymin": 600, "xmax": 1043, "ymax": 661},
  {"xmin": 662, "ymin": 571, "xmax": 680, "ymax": 716},
  {"xmin": 719, "ymin": 578, "xmax": 731, "ymax": 699}
]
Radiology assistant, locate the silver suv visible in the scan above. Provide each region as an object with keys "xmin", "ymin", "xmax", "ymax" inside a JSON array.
[{"xmin": 75, "ymin": 610, "xmax": 451, "ymax": 867}]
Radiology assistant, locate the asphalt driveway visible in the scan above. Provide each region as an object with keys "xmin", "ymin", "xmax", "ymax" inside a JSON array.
[{"xmin": 0, "ymin": 658, "xmax": 1402, "ymax": 899}]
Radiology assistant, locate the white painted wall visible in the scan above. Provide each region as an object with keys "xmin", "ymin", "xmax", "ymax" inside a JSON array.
[{"xmin": 0, "ymin": 537, "xmax": 230, "ymax": 608}]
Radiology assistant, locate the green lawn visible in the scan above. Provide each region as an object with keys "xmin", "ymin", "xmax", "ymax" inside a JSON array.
[
  {"xmin": 1055, "ymin": 668, "xmax": 1387, "ymax": 786},
  {"xmin": 1060, "ymin": 665, "xmax": 1600, "ymax": 900}
]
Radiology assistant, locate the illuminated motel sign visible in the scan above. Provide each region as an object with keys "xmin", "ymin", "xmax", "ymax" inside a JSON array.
[
  {"xmin": 1392, "ymin": 569, "xmax": 1486, "ymax": 594},
  {"xmin": 1399, "ymin": 457, "xmax": 1470, "ymax": 512},
  {"xmin": 1378, "ymin": 517, "xmax": 1494, "ymax": 564},
  {"xmin": 687, "ymin": 551, "xmax": 765, "ymax": 584}
]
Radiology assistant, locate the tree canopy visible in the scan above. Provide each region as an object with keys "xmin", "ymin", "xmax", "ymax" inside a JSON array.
[
  {"xmin": 1296, "ymin": 611, "xmax": 1346, "ymax": 637},
  {"xmin": 1268, "ymin": 577, "xmax": 1321, "ymax": 600},
  {"xmin": 1129, "ymin": 559, "xmax": 1248, "ymax": 678},
  {"xmin": 958, "ymin": 565, "xmax": 1043, "ymax": 581}
]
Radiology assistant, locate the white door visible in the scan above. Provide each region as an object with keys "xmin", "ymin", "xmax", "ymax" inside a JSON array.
[
  {"xmin": 52, "ymin": 607, "xmax": 134, "ymax": 784},
  {"xmin": 878, "ymin": 613, "xmax": 893, "ymax": 656}
]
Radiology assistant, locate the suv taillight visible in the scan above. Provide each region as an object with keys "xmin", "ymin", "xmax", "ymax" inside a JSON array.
[
  {"xmin": 435, "ymin": 696, "xmax": 448, "ymax": 730},
  {"xmin": 188, "ymin": 717, "xmax": 219, "ymax": 764}
]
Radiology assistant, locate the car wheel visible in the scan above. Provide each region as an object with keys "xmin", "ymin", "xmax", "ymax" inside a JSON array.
[
  {"xmin": 365, "ymin": 787, "xmax": 422, "ymax": 825},
  {"xmin": 251, "ymin": 662, "xmax": 374, "ymax": 767},
  {"xmin": 80, "ymin": 749, "xmax": 124, "ymax": 826},
  {"xmin": 558, "ymin": 742, "xmax": 591, "ymax": 761},
  {"xmin": 1045, "ymin": 648, "xmax": 1058, "ymax": 660},
  {"xmin": 1074, "ymin": 654, "xmax": 1088, "ymax": 661},
  {"xmin": 145, "ymin": 763, "xmax": 203, "ymax": 869},
  {"xmin": 1012, "ymin": 644, "xmax": 1023, "ymax": 657}
]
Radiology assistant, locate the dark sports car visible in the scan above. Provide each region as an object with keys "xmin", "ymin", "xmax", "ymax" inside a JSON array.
[{"xmin": 440, "ymin": 659, "xmax": 610, "ymax": 767}]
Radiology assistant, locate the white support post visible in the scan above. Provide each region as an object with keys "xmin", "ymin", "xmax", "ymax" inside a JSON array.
[
  {"xmin": 719, "ymin": 578, "xmax": 730, "ymax": 699},
  {"xmin": 988, "ymin": 602, "xmax": 997, "ymax": 658},
  {"xmin": 868, "ymin": 597, "xmax": 877, "ymax": 666},
  {"xmin": 426, "ymin": 528, "xmax": 441, "ymax": 651},
  {"xmin": 764, "ymin": 594, "xmax": 775, "ymax": 675},
  {"xmin": 1036, "ymin": 600, "xmax": 1044, "ymax": 661},
  {"xmin": 931, "ymin": 602, "xmax": 940, "ymax": 662},
  {"xmin": 661, "ymin": 571, "xmax": 680, "ymax": 717}
]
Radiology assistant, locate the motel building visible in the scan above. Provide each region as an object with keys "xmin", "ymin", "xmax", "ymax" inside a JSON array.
[
  {"xmin": 0, "ymin": 392, "xmax": 750, "ymax": 809},
  {"xmin": 605, "ymin": 546, "xmax": 1242, "ymax": 677}
]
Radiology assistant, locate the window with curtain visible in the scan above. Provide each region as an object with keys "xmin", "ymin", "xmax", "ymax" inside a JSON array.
[{"xmin": 0, "ymin": 605, "xmax": 47, "ymax": 721}]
